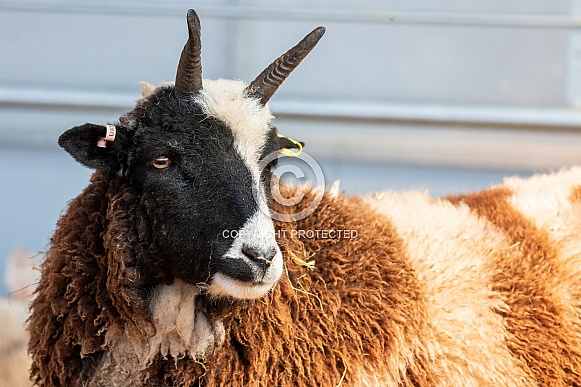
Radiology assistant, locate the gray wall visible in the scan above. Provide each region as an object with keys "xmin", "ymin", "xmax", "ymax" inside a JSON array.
[{"xmin": 2, "ymin": 0, "xmax": 581, "ymax": 294}]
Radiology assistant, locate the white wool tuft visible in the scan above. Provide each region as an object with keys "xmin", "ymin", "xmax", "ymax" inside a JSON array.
[
  {"xmin": 327, "ymin": 180, "xmax": 341, "ymax": 198},
  {"xmin": 144, "ymin": 279, "xmax": 225, "ymax": 363},
  {"xmin": 92, "ymin": 280, "xmax": 225, "ymax": 386}
]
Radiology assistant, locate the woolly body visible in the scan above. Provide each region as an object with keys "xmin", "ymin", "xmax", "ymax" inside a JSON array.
[{"xmin": 29, "ymin": 165, "xmax": 581, "ymax": 386}]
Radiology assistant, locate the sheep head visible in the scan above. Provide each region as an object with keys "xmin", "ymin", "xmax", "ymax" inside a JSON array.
[{"xmin": 57, "ymin": 10, "xmax": 325, "ymax": 300}]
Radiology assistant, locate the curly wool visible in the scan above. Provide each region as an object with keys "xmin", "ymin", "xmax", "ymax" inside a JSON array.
[{"xmin": 28, "ymin": 172, "xmax": 171, "ymax": 386}]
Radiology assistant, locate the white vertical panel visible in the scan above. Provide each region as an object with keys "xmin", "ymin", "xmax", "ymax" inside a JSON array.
[{"xmin": 566, "ymin": 0, "xmax": 581, "ymax": 106}]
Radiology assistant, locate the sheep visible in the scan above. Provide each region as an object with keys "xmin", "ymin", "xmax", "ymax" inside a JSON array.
[{"xmin": 28, "ymin": 8, "xmax": 581, "ymax": 386}]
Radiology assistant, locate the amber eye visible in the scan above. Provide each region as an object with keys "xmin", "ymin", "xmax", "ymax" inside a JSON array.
[{"xmin": 152, "ymin": 156, "xmax": 172, "ymax": 169}]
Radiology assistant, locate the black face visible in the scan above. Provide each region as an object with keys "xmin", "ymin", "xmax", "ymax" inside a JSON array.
[
  {"xmin": 58, "ymin": 85, "xmax": 297, "ymax": 296},
  {"xmin": 126, "ymin": 88, "xmax": 277, "ymax": 285}
]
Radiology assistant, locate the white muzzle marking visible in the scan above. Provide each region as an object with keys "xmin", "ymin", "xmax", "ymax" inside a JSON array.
[{"xmin": 209, "ymin": 210, "xmax": 283, "ymax": 299}]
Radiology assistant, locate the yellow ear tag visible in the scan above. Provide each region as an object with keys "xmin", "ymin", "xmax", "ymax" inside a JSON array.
[{"xmin": 277, "ymin": 133, "xmax": 303, "ymax": 157}]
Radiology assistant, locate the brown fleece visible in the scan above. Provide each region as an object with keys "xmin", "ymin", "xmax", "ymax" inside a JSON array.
[
  {"xmin": 28, "ymin": 172, "xmax": 171, "ymax": 386},
  {"xmin": 448, "ymin": 188, "xmax": 581, "ymax": 385},
  {"xmin": 28, "ymin": 172, "xmax": 109, "ymax": 386}
]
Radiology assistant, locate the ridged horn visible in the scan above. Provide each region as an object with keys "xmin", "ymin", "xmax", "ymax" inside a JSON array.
[
  {"xmin": 174, "ymin": 9, "xmax": 203, "ymax": 98},
  {"xmin": 246, "ymin": 26, "xmax": 325, "ymax": 106}
]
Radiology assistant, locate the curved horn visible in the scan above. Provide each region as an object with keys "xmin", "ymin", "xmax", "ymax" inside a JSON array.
[
  {"xmin": 246, "ymin": 26, "xmax": 325, "ymax": 106},
  {"xmin": 174, "ymin": 9, "xmax": 203, "ymax": 98}
]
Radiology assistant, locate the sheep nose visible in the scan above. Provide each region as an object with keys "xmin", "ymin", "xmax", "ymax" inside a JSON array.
[{"xmin": 241, "ymin": 244, "xmax": 276, "ymax": 270}]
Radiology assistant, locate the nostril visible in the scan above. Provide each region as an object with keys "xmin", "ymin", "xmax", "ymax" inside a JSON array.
[
  {"xmin": 241, "ymin": 245, "xmax": 261, "ymax": 260},
  {"xmin": 241, "ymin": 244, "xmax": 277, "ymax": 268},
  {"xmin": 263, "ymin": 248, "xmax": 276, "ymax": 262}
]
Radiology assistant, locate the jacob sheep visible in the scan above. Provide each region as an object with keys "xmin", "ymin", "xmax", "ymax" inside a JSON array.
[{"xmin": 29, "ymin": 9, "xmax": 581, "ymax": 386}]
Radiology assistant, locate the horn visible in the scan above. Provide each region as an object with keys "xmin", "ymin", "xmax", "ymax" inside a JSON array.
[
  {"xmin": 174, "ymin": 9, "xmax": 203, "ymax": 98},
  {"xmin": 246, "ymin": 26, "xmax": 325, "ymax": 106}
]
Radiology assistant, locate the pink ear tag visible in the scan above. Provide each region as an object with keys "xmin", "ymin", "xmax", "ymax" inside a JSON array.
[{"xmin": 97, "ymin": 124, "xmax": 117, "ymax": 148}]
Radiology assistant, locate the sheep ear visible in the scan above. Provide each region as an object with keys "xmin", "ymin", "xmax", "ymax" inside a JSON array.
[
  {"xmin": 58, "ymin": 123, "xmax": 130, "ymax": 172},
  {"xmin": 140, "ymin": 81, "xmax": 156, "ymax": 97}
]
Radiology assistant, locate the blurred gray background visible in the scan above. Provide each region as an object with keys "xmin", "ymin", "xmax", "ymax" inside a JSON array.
[{"xmin": 2, "ymin": 0, "xmax": 581, "ymax": 295}]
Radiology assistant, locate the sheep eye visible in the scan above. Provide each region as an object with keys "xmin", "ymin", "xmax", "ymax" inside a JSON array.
[{"xmin": 152, "ymin": 156, "xmax": 172, "ymax": 169}]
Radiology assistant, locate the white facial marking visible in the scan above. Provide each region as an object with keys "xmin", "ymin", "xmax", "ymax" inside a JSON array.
[
  {"xmin": 195, "ymin": 79, "xmax": 282, "ymax": 299},
  {"xmin": 210, "ymin": 273, "xmax": 281, "ymax": 299},
  {"xmin": 209, "ymin": 210, "xmax": 283, "ymax": 299},
  {"xmin": 195, "ymin": 78, "xmax": 274, "ymax": 166},
  {"xmin": 195, "ymin": 79, "xmax": 274, "ymax": 189}
]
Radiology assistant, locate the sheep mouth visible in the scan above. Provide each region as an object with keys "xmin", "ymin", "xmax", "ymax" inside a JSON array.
[
  {"xmin": 206, "ymin": 271, "xmax": 281, "ymax": 299},
  {"xmin": 202, "ymin": 248, "xmax": 283, "ymax": 299}
]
